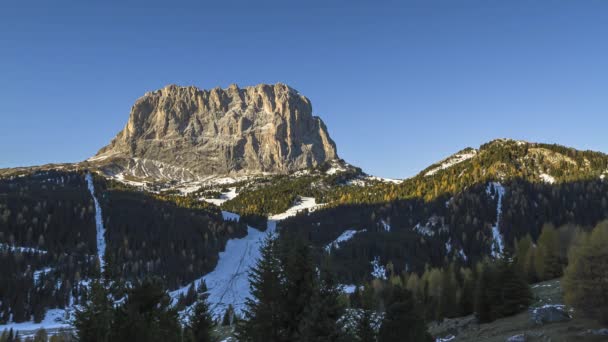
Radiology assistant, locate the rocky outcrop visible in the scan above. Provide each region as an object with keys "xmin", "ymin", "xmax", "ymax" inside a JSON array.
[{"xmin": 90, "ymin": 83, "xmax": 338, "ymax": 180}]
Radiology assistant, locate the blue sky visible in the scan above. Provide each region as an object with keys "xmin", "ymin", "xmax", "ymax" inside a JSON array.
[{"xmin": 1, "ymin": 1, "xmax": 607, "ymax": 178}]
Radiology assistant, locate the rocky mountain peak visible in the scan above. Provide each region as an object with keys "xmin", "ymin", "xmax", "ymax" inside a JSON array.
[{"xmin": 90, "ymin": 83, "xmax": 338, "ymax": 181}]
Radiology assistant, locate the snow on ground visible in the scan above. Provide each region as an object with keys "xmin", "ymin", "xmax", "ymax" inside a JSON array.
[
  {"xmin": 365, "ymin": 175, "xmax": 403, "ymax": 184},
  {"xmin": 413, "ymin": 223, "xmax": 435, "ymax": 236},
  {"xmin": 445, "ymin": 239, "xmax": 452, "ymax": 254},
  {"xmin": 0, "ymin": 243, "xmax": 47, "ymax": 255},
  {"xmin": 539, "ymin": 173, "xmax": 556, "ymax": 184},
  {"xmin": 86, "ymin": 173, "xmax": 106, "ymax": 272},
  {"xmin": 486, "ymin": 182, "xmax": 505, "ymax": 258},
  {"xmin": 380, "ymin": 219, "xmax": 391, "ymax": 232},
  {"xmin": 33, "ymin": 267, "xmax": 53, "ymax": 283},
  {"xmin": 269, "ymin": 197, "xmax": 322, "ymax": 220},
  {"xmin": 425, "ymin": 149, "xmax": 477, "ymax": 176},
  {"xmin": 370, "ymin": 257, "xmax": 387, "ymax": 280},
  {"xmin": 325, "ymin": 229, "xmax": 365, "ymax": 252},
  {"xmin": 341, "ymin": 284, "xmax": 358, "ymax": 294},
  {"xmin": 221, "ymin": 211, "xmax": 240, "ymax": 222},
  {"xmin": 0, "ymin": 309, "xmax": 71, "ymax": 336},
  {"xmin": 202, "ymin": 187, "xmax": 238, "ymax": 206},
  {"xmin": 171, "ymin": 196, "xmax": 323, "ymax": 318}
]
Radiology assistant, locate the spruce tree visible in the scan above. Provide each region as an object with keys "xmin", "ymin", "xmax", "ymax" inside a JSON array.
[
  {"xmin": 111, "ymin": 278, "xmax": 182, "ymax": 342},
  {"xmin": 73, "ymin": 280, "xmax": 114, "ymax": 342},
  {"xmin": 187, "ymin": 281, "xmax": 214, "ymax": 342},
  {"xmin": 280, "ymin": 235, "xmax": 316, "ymax": 341},
  {"xmin": 378, "ymin": 286, "xmax": 432, "ymax": 342},
  {"xmin": 237, "ymin": 234, "xmax": 285, "ymax": 342},
  {"xmin": 300, "ymin": 261, "xmax": 345, "ymax": 342}
]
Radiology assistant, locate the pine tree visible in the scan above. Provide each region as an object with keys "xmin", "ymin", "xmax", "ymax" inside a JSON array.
[
  {"xmin": 237, "ymin": 234, "xmax": 285, "ymax": 342},
  {"xmin": 73, "ymin": 280, "xmax": 114, "ymax": 342},
  {"xmin": 378, "ymin": 286, "xmax": 432, "ymax": 342},
  {"xmin": 186, "ymin": 281, "xmax": 214, "ymax": 342}
]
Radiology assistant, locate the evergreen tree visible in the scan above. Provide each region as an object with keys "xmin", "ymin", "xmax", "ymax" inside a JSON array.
[
  {"xmin": 355, "ymin": 286, "xmax": 377, "ymax": 342},
  {"xmin": 73, "ymin": 280, "xmax": 114, "ymax": 342},
  {"xmin": 474, "ymin": 260, "xmax": 531, "ymax": 323},
  {"xmin": 563, "ymin": 221, "xmax": 608, "ymax": 323},
  {"xmin": 111, "ymin": 278, "xmax": 182, "ymax": 342},
  {"xmin": 186, "ymin": 281, "xmax": 214, "ymax": 342},
  {"xmin": 300, "ymin": 261, "xmax": 345, "ymax": 342},
  {"xmin": 535, "ymin": 224, "xmax": 562, "ymax": 280},
  {"xmin": 221, "ymin": 305, "xmax": 235, "ymax": 326},
  {"xmin": 378, "ymin": 286, "xmax": 432, "ymax": 342},
  {"xmin": 280, "ymin": 235, "xmax": 316, "ymax": 341},
  {"xmin": 237, "ymin": 234, "xmax": 285, "ymax": 342}
]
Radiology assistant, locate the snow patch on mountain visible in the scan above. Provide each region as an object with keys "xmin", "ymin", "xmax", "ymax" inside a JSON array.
[
  {"xmin": 221, "ymin": 211, "xmax": 240, "ymax": 222},
  {"xmin": 269, "ymin": 196, "xmax": 322, "ymax": 220},
  {"xmin": 85, "ymin": 173, "xmax": 106, "ymax": 272},
  {"xmin": 539, "ymin": 173, "xmax": 556, "ymax": 184},
  {"xmin": 486, "ymin": 182, "xmax": 505, "ymax": 258},
  {"xmin": 425, "ymin": 149, "xmax": 477, "ymax": 176},
  {"xmin": 325, "ymin": 229, "xmax": 365, "ymax": 252},
  {"xmin": 202, "ymin": 187, "xmax": 238, "ymax": 206},
  {"xmin": 371, "ymin": 257, "xmax": 387, "ymax": 279},
  {"xmin": 380, "ymin": 219, "xmax": 391, "ymax": 232}
]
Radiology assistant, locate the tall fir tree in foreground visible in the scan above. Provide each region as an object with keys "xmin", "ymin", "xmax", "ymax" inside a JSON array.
[
  {"xmin": 299, "ymin": 260, "xmax": 345, "ymax": 342},
  {"xmin": 237, "ymin": 234, "xmax": 285, "ymax": 342},
  {"xmin": 378, "ymin": 286, "xmax": 432, "ymax": 342},
  {"xmin": 111, "ymin": 278, "xmax": 182, "ymax": 342},
  {"xmin": 186, "ymin": 281, "xmax": 214, "ymax": 342},
  {"xmin": 73, "ymin": 280, "xmax": 113, "ymax": 342},
  {"xmin": 281, "ymin": 235, "xmax": 317, "ymax": 341}
]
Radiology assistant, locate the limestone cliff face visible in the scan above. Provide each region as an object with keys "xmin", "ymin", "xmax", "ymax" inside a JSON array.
[{"xmin": 92, "ymin": 83, "xmax": 338, "ymax": 180}]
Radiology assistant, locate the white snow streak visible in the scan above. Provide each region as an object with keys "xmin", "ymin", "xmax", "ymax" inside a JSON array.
[
  {"xmin": 325, "ymin": 229, "xmax": 365, "ymax": 252},
  {"xmin": 486, "ymin": 182, "xmax": 505, "ymax": 258},
  {"xmin": 86, "ymin": 173, "xmax": 106, "ymax": 273},
  {"xmin": 425, "ymin": 150, "xmax": 477, "ymax": 176}
]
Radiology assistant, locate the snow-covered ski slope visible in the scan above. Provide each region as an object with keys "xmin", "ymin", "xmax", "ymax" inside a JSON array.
[
  {"xmin": 86, "ymin": 173, "xmax": 106, "ymax": 272},
  {"xmin": 170, "ymin": 196, "xmax": 321, "ymax": 318}
]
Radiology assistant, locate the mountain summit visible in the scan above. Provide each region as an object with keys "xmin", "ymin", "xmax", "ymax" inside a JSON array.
[{"xmin": 90, "ymin": 83, "xmax": 338, "ymax": 181}]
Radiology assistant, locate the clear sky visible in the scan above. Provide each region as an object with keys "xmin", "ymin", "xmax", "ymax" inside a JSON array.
[{"xmin": 1, "ymin": 1, "xmax": 607, "ymax": 178}]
